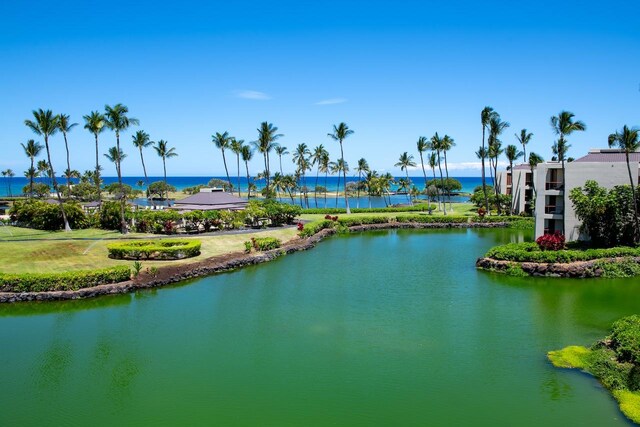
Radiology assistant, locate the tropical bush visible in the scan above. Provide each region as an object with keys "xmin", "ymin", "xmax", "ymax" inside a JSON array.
[
  {"xmin": 250, "ymin": 237, "xmax": 282, "ymax": 251},
  {"xmin": 107, "ymin": 239, "xmax": 201, "ymax": 260},
  {"xmin": 425, "ymin": 177, "xmax": 462, "ymax": 193},
  {"xmin": 485, "ymin": 242, "xmax": 640, "ymax": 263},
  {"xmin": 9, "ymin": 199, "xmax": 90, "ymax": 230},
  {"xmin": 0, "ymin": 266, "xmax": 131, "ymax": 292},
  {"xmin": 133, "ymin": 210, "xmax": 182, "ymax": 234},
  {"xmin": 299, "ymin": 219, "xmax": 335, "ymax": 238},
  {"xmin": 147, "ymin": 181, "xmax": 176, "ymax": 199},
  {"xmin": 536, "ymin": 232, "xmax": 566, "ymax": 251},
  {"xmin": 98, "ymin": 200, "xmax": 133, "ymax": 230}
]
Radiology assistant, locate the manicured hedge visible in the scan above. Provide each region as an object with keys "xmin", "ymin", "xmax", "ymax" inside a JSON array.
[
  {"xmin": 250, "ymin": 237, "xmax": 282, "ymax": 251},
  {"xmin": 336, "ymin": 216, "xmax": 392, "ymax": 226},
  {"xmin": 107, "ymin": 239, "xmax": 201, "ymax": 260},
  {"xmin": 299, "ymin": 219, "xmax": 335, "ymax": 238},
  {"xmin": 0, "ymin": 266, "xmax": 131, "ymax": 292},
  {"xmin": 485, "ymin": 242, "xmax": 640, "ymax": 263},
  {"xmin": 395, "ymin": 214, "xmax": 468, "ymax": 223}
]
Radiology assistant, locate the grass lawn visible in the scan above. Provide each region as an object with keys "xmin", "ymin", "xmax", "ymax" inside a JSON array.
[
  {"xmin": 299, "ymin": 202, "xmax": 477, "ymax": 221},
  {"xmin": 0, "ymin": 227, "xmax": 297, "ymax": 274}
]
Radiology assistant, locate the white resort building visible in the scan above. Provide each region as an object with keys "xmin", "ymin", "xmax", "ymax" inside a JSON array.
[{"xmin": 498, "ymin": 149, "xmax": 640, "ymax": 242}]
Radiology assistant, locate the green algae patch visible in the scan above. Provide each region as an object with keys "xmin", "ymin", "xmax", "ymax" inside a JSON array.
[
  {"xmin": 614, "ymin": 390, "xmax": 640, "ymax": 424},
  {"xmin": 548, "ymin": 346, "xmax": 590, "ymax": 369}
]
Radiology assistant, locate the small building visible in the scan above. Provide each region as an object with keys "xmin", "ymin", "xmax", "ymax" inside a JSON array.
[{"xmin": 171, "ymin": 188, "xmax": 248, "ymax": 212}]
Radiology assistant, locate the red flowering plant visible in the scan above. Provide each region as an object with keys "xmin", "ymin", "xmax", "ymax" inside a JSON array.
[
  {"xmin": 536, "ymin": 231, "xmax": 565, "ymax": 251},
  {"xmin": 297, "ymin": 222, "xmax": 304, "ymax": 231}
]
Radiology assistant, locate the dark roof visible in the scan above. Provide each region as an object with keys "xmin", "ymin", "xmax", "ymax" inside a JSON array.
[
  {"xmin": 173, "ymin": 191, "xmax": 248, "ymax": 209},
  {"xmin": 574, "ymin": 150, "xmax": 640, "ymax": 163}
]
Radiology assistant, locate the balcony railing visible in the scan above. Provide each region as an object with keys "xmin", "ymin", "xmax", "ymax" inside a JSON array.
[
  {"xmin": 545, "ymin": 205, "xmax": 563, "ymax": 215},
  {"xmin": 545, "ymin": 181, "xmax": 564, "ymax": 190}
]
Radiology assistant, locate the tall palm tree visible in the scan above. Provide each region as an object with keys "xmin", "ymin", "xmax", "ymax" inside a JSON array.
[
  {"xmin": 430, "ymin": 133, "xmax": 446, "ymax": 214},
  {"xmin": 481, "ymin": 107, "xmax": 498, "ymax": 213},
  {"xmin": 489, "ymin": 115, "xmax": 509, "ymax": 213},
  {"xmin": 311, "ymin": 144, "xmax": 329, "ymax": 208},
  {"xmin": 381, "ymin": 172, "xmax": 394, "ymax": 207},
  {"xmin": 505, "ymin": 144, "xmax": 523, "ymax": 214},
  {"xmin": 212, "ymin": 131, "xmax": 233, "ymax": 191},
  {"xmin": 395, "ymin": 152, "xmax": 416, "ymax": 205},
  {"xmin": 104, "ymin": 103, "xmax": 139, "ymax": 234},
  {"xmin": 608, "ymin": 125, "xmax": 640, "ymax": 243},
  {"xmin": 3, "ymin": 170, "xmax": 14, "ymax": 197},
  {"xmin": 132, "ymin": 130, "xmax": 153, "ymax": 203},
  {"xmin": 37, "ymin": 159, "xmax": 51, "ymax": 188},
  {"xmin": 328, "ymin": 122, "xmax": 354, "ymax": 214},
  {"xmin": 230, "ymin": 138, "xmax": 245, "ymax": 197},
  {"xmin": 24, "ymin": 109, "xmax": 71, "ymax": 231},
  {"xmin": 83, "ymin": 111, "xmax": 106, "ymax": 199},
  {"xmin": 104, "ymin": 147, "xmax": 126, "ymax": 184},
  {"xmin": 355, "ymin": 158, "xmax": 370, "ymax": 208},
  {"xmin": 292, "ymin": 143, "xmax": 311, "ymax": 208},
  {"xmin": 319, "ymin": 152, "xmax": 330, "ymax": 208},
  {"xmin": 57, "ymin": 114, "xmax": 78, "ymax": 194},
  {"xmin": 515, "ymin": 129, "xmax": 533, "ymax": 163},
  {"xmin": 241, "ymin": 145, "xmax": 254, "ymax": 199},
  {"xmin": 416, "ymin": 136, "xmax": 429, "ymax": 192},
  {"xmin": 1, "ymin": 171, "xmax": 6, "ymax": 197},
  {"xmin": 428, "ymin": 152, "xmax": 440, "ymax": 211},
  {"xmin": 275, "ymin": 145, "xmax": 289, "ymax": 175},
  {"xmin": 253, "ymin": 122, "xmax": 283, "ymax": 194},
  {"xmin": 440, "ymin": 135, "xmax": 455, "ymax": 211},
  {"xmin": 21, "ymin": 139, "xmax": 43, "ymax": 197},
  {"xmin": 364, "ymin": 170, "xmax": 379, "ymax": 208},
  {"xmin": 153, "ymin": 140, "xmax": 178, "ymax": 206},
  {"xmin": 528, "ymin": 152, "xmax": 544, "ymax": 200},
  {"xmin": 551, "ymin": 111, "xmax": 586, "ymax": 234}
]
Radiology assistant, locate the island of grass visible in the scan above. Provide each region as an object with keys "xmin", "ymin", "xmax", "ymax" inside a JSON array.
[
  {"xmin": 548, "ymin": 315, "xmax": 640, "ymax": 424},
  {"xmin": 476, "ymin": 241, "xmax": 640, "ymax": 278}
]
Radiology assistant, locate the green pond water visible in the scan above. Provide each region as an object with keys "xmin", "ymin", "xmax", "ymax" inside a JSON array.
[{"xmin": 1, "ymin": 228, "xmax": 639, "ymax": 426}]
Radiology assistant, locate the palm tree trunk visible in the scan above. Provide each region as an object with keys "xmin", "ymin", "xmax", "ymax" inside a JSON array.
[
  {"xmin": 45, "ymin": 136, "xmax": 71, "ymax": 231},
  {"xmin": 115, "ymin": 131, "xmax": 127, "ymax": 234},
  {"xmin": 139, "ymin": 148, "xmax": 155, "ymax": 208},
  {"xmin": 431, "ymin": 167, "xmax": 440, "ymax": 211},
  {"xmin": 237, "ymin": 154, "xmax": 241, "ymax": 197},
  {"xmin": 63, "ymin": 132, "xmax": 72, "ymax": 194},
  {"xmin": 481, "ymin": 126, "xmax": 490, "ymax": 214},
  {"xmin": 163, "ymin": 158, "xmax": 168, "ymax": 206},
  {"xmin": 405, "ymin": 170, "xmax": 412, "ymax": 205},
  {"xmin": 279, "ymin": 156, "xmax": 283, "ymax": 175},
  {"xmin": 94, "ymin": 134, "xmax": 101, "ymax": 200},
  {"xmin": 221, "ymin": 149, "xmax": 231, "ymax": 192},
  {"xmin": 245, "ymin": 161, "xmax": 251, "ymax": 199},
  {"xmin": 335, "ymin": 172, "xmax": 340, "ymax": 208},
  {"xmin": 443, "ymin": 151, "xmax": 452, "ymax": 212},
  {"xmin": 314, "ymin": 167, "xmax": 319, "ymax": 208},
  {"xmin": 356, "ymin": 171, "xmax": 361, "ymax": 209},
  {"xmin": 509, "ymin": 161, "xmax": 515, "ymax": 214},
  {"xmin": 29, "ymin": 157, "xmax": 34, "ymax": 197},
  {"xmin": 324, "ymin": 171, "xmax": 328, "ymax": 208},
  {"xmin": 625, "ymin": 151, "xmax": 640, "ymax": 244},
  {"xmin": 303, "ymin": 172, "xmax": 309, "ymax": 208},
  {"xmin": 339, "ymin": 141, "xmax": 351, "ymax": 214},
  {"xmin": 436, "ymin": 150, "xmax": 447, "ymax": 215},
  {"xmin": 493, "ymin": 158, "xmax": 501, "ymax": 215},
  {"xmin": 561, "ymin": 160, "xmax": 565, "ymax": 235}
]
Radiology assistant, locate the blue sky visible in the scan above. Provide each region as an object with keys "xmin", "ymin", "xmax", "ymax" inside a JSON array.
[{"xmin": 1, "ymin": 0, "xmax": 639, "ymax": 177}]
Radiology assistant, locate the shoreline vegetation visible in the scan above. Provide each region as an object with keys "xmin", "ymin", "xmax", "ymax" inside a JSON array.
[
  {"xmin": 548, "ymin": 315, "xmax": 640, "ymax": 425},
  {"xmin": 0, "ymin": 213, "xmax": 523, "ymax": 303}
]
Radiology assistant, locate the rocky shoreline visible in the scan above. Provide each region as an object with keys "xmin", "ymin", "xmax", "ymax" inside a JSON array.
[
  {"xmin": 475, "ymin": 256, "xmax": 640, "ymax": 278},
  {"xmin": 0, "ymin": 221, "xmax": 511, "ymax": 303}
]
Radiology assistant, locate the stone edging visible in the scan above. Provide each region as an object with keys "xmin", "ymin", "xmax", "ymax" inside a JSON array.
[
  {"xmin": 475, "ymin": 256, "xmax": 640, "ymax": 278},
  {"xmin": 0, "ymin": 221, "xmax": 513, "ymax": 303}
]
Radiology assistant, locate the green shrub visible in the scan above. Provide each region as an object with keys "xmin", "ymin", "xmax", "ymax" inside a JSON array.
[
  {"xmin": 609, "ymin": 315, "xmax": 640, "ymax": 364},
  {"xmin": 395, "ymin": 214, "xmax": 468, "ymax": 224},
  {"xmin": 107, "ymin": 239, "xmax": 201, "ymax": 260},
  {"xmin": 485, "ymin": 242, "xmax": 640, "ymax": 264},
  {"xmin": 596, "ymin": 258, "xmax": 640, "ymax": 278},
  {"xmin": 336, "ymin": 216, "xmax": 392, "ymax": 226},
  {"xmin": 470, "ymin": 215, "xmax": 522, "ymax": 223},
  {"xmin": 10, "ymin": 199, "xmax": 90, "ymax": 231},
  {"xmin": 0, "ymin": 266, "xmax": 131, "ymax": 292},
  {"xmin": 299, "ymin": 219, "xmax": 335, "ymax": 238},
  {"xmin": 250, "ymin": 237, "xmax": 281, "ymax": 251},
  {"xmin": 586, "ymin": 347, "xmax": 632, "ymax": 390},
  {"xmin": 98, "ymin": 200, "xmax": 133, "ymax": 230}
]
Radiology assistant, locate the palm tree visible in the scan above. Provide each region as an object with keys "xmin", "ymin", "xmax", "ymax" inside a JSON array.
[
  {"xmin": 355, "ymin": 158, "xmax": 370, "ymax": 208},
  {"xmin": 551, "ymin": 111, "xmax": 586, "ymax": 234},
  {"xmin": 230, "ymin": 138, "xmax": 245, "ymax": 197},
  {"xmin": 132, "ymin": 130, "xmax": 153, "ymax": 203},
  {"xmin": 381, "ymin": 172, "xmax": 394, "ymax": 207},
  {"xmin": 292, "ymin": 143, "xmax": 311, "ymax": 208},
  {"xmin": 57, "ymin": 114, "xmax": 78, "ymax": 194},
  {"xmin": 481, "ymin": 107, "xmax": 498, "ymax": 213},
  {"xmin": 104, "ymin": 147, "xmax": 126, "ymax": 185},
  {"xmin": 3, "ymin": 170, "xmax": 14, "ymax": 197},
  {"xmin": 431, "ymin": 133, "xmax": 446, "ymax": 214},
  {"xmin": 489, "ymin": 115, "xmax": 509, "ymax": 213},
  {"xmin": 37, "ymin": 159, "xmax": 51, "ymax": 188},
  {"xmin": 505, "ymin": 144, "xmax": 523, "ymax": 214},
  {"xmin": 608, "ymin": 125, "xmax": 640, "ymax": 243},
  {"xmin": 241, "ymin": 145, "xmax": 254, "ymax": 199},
  {"xmin": 212, "ymin": 131, "xmax": 233, "ymax": 191},
  {"xmin": 416, "ymin": 136, "xmax": 429, "ymax": 192},
  {"xmin": 275, "ymin": 145, "xmax": 289, "ymax": 175},
  {"xmin": 515, "ymin": 129, "xmax": 533, "ymax": 163},
  {"xmin": 21, "ymin": 139, "xmax": 43, "ymax": 197},
  {"xmin": 253, "ymin": 122, "xmax": 283, "ymax": 194},
  {"xmin": 428, "ymin": 152, "xmax": 440, "ymax": 211},
  {"xmin": 528, "ymin": 152, "xmax": 544, "ymax": 200},
  {"xmin": 328, "ymin": 122, "xmax": 354, "ymax": 214},
  {"xmin": 104, "ymin": 103, "xmax": 139, "ymax": 234},
  {"xmin": 440, "ymin": 135, "xmax": 455, "ymax": 211},
  {"xmin": 319, "ymin": 152, "xmax": 330, "ymax": 208},
  {"xmin": 83, "ymin": 111, "xmax": 106, "ymax": 199},
  {"xmin": 154, "ymin": 140, "xmax": 178, "ymax": 206},
  {"xmin": 311, "ymin": 145, "xmax": 329, "ymax": 208},
  {"xmin": 364, "ymin": 170, "xmax": 379, "ymax": 208},
  {"xmin": 395, "ymin": 152, "xmax": 416, "ymax": 205},
  {"xmin": 1, "ymin": 171, "xmax": 6, "ymax": 197},
  {"xmin": 24, "ymin": 109, "xmax": 71, "ymax": 231}
]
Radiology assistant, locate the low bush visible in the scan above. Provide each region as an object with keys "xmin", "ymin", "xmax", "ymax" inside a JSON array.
[
  {"xmin": 470, "ymin": 215, "xmax": 522, "ymax": 223},
  {"xmin": 395, "ymin": 214, "xmax": 468, "ymax": 224},
  {"xmin": 107, "ymin": 239, "xmax": 201, "ymax": 260},
  {"xmin": 10, "ymin": 199, "xmax": 90, "ymax": 231},
  {"xmin": 299, "ymin": 219, "xmax": 335, "ymax": 238},
  {"xmin": 0, "ymin": 266, "xmax": 131, "ymax": 292},
  {"xmin": 485, "ymin": 242, "xmax": 640, "ymax": 264},
  {"xmin": 336, "ymin": 216, "xmax": 392, "ymax": 226},
  {"xmin": 250, "ymin": 237, "xmax": 282, "ymax": 251}
]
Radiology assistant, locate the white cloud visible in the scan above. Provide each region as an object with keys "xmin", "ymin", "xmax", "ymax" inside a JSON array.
[
  {"xmin": 234, "ymin": 90, "xmax": 271, "ymax": 100},
  {"xmin": 315, "ymin": 98, "xmax": 347, "ymax": 105}
]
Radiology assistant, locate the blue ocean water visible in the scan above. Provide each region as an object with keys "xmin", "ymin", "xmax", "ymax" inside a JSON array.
[{"xmin": 0, "ymin": 176, "xmax": 491, "ymax": 198}]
